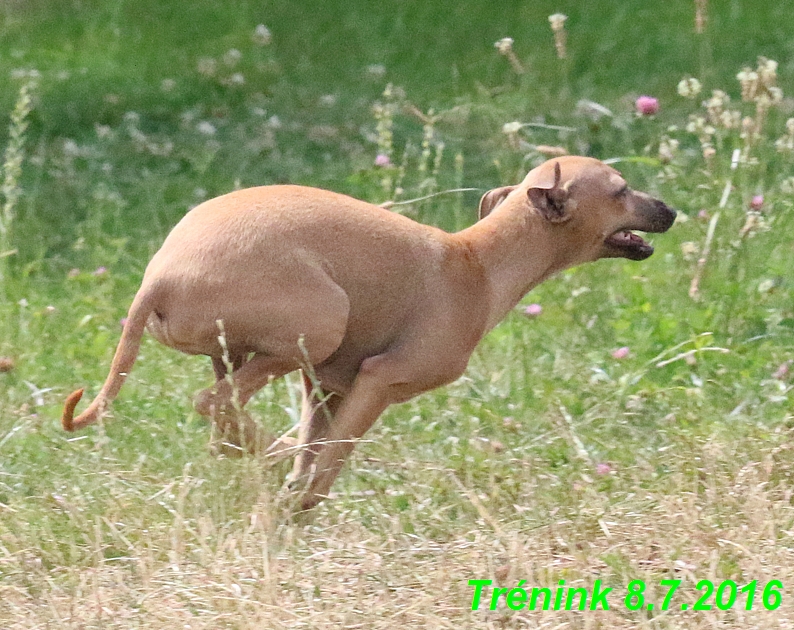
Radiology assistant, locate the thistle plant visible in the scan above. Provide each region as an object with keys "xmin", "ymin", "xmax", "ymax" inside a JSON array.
[{"xmin": 0, "ymin": 79, "xmax": 35, "ymax": 286}]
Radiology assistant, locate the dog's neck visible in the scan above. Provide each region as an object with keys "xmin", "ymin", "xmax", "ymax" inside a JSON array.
[{"xmin": 458, "ymin": 206, "xmax": 570, "ymax": 331}]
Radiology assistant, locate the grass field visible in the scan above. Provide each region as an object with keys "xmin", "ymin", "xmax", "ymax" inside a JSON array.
[{"xmin": 2, "ymin": 1, "xmax": 794, "ymax": 627}]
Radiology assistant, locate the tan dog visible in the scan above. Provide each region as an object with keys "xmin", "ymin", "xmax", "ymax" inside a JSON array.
[{"xmin": 62, "ymin": 156, "xmax": 675, "ymax": 509}]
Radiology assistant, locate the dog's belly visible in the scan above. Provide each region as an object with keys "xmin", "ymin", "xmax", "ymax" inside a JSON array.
[{"xmin": 142, "ymin": 269, "xmax": 351, "ymax": 365}]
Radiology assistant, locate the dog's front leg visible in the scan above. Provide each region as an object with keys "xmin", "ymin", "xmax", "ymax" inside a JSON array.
[
  {"xmin": 297, "ymin": 357, "xmax": 397, "ymax": 510},
  {"xmin": 290, "ymin": 371, "xmax": 343, "ymax": 482}
]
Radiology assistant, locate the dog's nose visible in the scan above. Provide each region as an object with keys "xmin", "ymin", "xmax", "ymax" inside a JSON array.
[
  {"xmin": 659, "ymin": 201, "xmax": 677, "ymax": 229},
  {"xmin": 651, "ymin": 200, "xmax": 677, "ymax": 233}
]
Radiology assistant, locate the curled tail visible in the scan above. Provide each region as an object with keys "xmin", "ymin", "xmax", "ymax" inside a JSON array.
[{"xmin": 62, "ymin": 289, "xmax": 157, "ymax": 432}]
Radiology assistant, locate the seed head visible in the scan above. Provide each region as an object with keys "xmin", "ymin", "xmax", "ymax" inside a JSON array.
[
  {"xmin": 494, "ymin": 38, "xmax": 514, "ymax": 55},
  {"xmin": 502, "ymin": 121, "xmax": 523, "ymax": 134},
  {"xmin": 548, "ymin": 14, "xmax": 568, "ymax": 58},
  {"xmin": 252, "ymin": 24, "xmax": 272, "ymax": 46},
  {"xmin": 737, "ymin": 68, "xmax": 759, "ymax": 102},
  {"xmin": 548, "ymin": 13, "xmax": 568, "ymax": 32},
  {"xmin": 222, "ymin": 49, "xmax": 242, "ymax": 67}
]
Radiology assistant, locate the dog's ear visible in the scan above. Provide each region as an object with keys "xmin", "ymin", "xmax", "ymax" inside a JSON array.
[
  {"xmin": 478, "ymin": 185, "xmax": 516, "ymax": 220},
  {"xmin": 527, "ymin": 162, "xmax": 571, "ymax": 224}
]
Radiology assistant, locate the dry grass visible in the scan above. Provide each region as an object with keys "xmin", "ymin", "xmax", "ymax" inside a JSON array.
[{"xmin": 2, "ymin": 407, "xmax": 794, "ymax": 629}]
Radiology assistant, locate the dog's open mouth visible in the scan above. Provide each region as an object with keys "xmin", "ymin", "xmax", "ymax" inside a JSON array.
[{"xmin": 604, "ymin": 229, "xmax": 654, "ymax": 260}]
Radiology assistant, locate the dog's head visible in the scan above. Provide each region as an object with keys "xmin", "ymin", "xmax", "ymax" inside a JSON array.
[{"xmin": 478, "ymin": 156, "xmax": 676, "ymax": 262}]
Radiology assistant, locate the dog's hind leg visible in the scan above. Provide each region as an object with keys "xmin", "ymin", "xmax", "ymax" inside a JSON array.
[
  {"xmin": 196, "ymin": 353, "xmax": 296, "ymax": 456},
  {"xmin": 289, "ymin": 371, "xmax": 344, "ymax": 483},
  {"xmin": 211, "ymin": 354, "xmax": 249, "ymax": 381}
]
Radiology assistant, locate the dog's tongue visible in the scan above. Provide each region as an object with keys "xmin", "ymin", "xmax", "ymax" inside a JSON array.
[
  {"xmin": 616, "ymin": 230, "xmax": 642, "ymax": 242},
  {"xmin": 611, "ymin": 230, "xmax": 644, "ymax": 244}
]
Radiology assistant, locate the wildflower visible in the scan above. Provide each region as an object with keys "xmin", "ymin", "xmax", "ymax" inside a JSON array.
[
  {"xmin": 365, "ymin": 64, "xmax": 386, "ymax": 79},
  {"xmin": 677, "ymin": 77, "xmax": 702, "ymax": 99},
  {"xmin": 595, "ymin": 463, "xmax": 612, "ymax": 475},
  {"xmin": 0, "ymin": 357, "xmax": 14, "ymax": 372},
  {"xmin": 757, "ymin": 57, "xmax": 778, "ymax": 88},
  {"xmin": 222, "ymin": 49, "xmax": 242, "ymax": 67},
  {"xmin": 719, "ymin": 110, "xmax": 741, "ymax": 130},
  {"xmin": 635, "ymin": 96, "xmax": 659, "ymax": 116},
  {"xmin": 10, "ymin": 68, "xmax": 40, "ymax": 80},
  {"xmin": 773, "ymin": 361, "xmax": 791, "ymax": 380},
  {"xmin": 703, "ymin": 89, "xmax": 729, "ymax": 123},
  {"xmin": 697, "ymin": 209, "xmax": 710, "ymax": 221},
  {"xmin": 611, "ymin": 346, "xmax": 630, "ymax": 359},
  {"xmin": 92, "ymin": 266, "xmax": 107, "ymax": 276},
  {"xmin": 252, "ymin": 24, "xmax": 272, "ymax": 46},
  {"xmin": 681, "ymin": 241, "xmax": 699, "ymax": 260},
  {"xmin": 120, "ymin": 317, "xmax": 128, "ymax": 329},
  {"xmin": 736, "ymin": 67, "xmax": 758, "ymax": 101},
  {"xmin": 758, "ymin": 279, "xmax": 775, "ymax": 294},
  {"xmin": 226, "ymin": 72, "xmax": 245, "ymax": 86},
  {"xmin": 161, "ymin": 78, "xmax": 176, "ymax": 92},
  {"xmin": 374, "ymin": 154, "xmax": 391, "ymax": 167},
  {"xmin": 196, "ymin": 121, "xmax": 217, "ymax": 135},
  {"xmin": 782, "ymin": 178, "xmax": 794, "ymax": 195},
  {"xmin": 63, "ymin": 139, "xmax": 80, "ymax": 157},
  {"xmin": 94, "ymin": 123, "xmax": 112, "ymax": 139},
  {"xmin": 197, "ymin": 57, "xmax": 217, "ymax": 77},
  {"xmin": 502, "ymin": 121, "xmax": 522, "ymax": 135},
  {"xmin": 750, "ymin": 195, "xmax": 764, "ymax": 210},
  {"xmin": 44, "ymin": 305, "xmax": 56, "ymax": 314},
  {"xmin": 319, "ymin": 94, "xmax": 337, "ymax": 107},
  {"xmin": 686, "ymin": 114, "xmax": 706, "ymax": 135},
  {"xmin": 777, "ymin": 119, "xmax": 794, "ymax": 153},
  {"xmin": 503, "ymin": 417, "xmax": 520, "ymax": 431},
  {"xmin": 658, "ymin": 137, "xmax": 679, "ymax": 163},
  {"xmin": 524, "ymin": 303, "xmax": 542, "ymax": 316}
]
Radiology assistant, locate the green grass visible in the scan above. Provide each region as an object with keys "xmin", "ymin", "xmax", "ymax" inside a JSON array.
[{"xmin": 2, "ymin": 1, "xmax": 794, "ymax": 627}]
